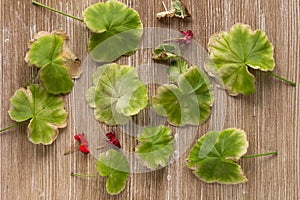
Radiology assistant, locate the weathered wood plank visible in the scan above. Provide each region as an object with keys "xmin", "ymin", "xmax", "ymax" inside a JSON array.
[{"xmin": 1, "ymin": 0, "xmax": 299, "ymax": 199}]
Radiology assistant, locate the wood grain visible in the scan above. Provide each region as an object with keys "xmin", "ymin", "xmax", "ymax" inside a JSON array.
[{"xmin": 1, "ymin": 0, "xmax": 299, "ymax": 199}]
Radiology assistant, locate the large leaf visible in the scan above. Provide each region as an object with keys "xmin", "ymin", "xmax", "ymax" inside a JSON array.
[
  {"xmin": 96, "ymin": 149, "xmax": 130, "ymax": 195},
  {"xmin": 85, "ymin": 63, "xmax": 148, "ymax": 126},
  {"xmin": 136, "ymin": 126, "xmax": 174, "ymax": 169},
  {"xmin": 8, "ymin": 84, "xmax": 67, "ymax": 144},
  {"xmin": 205, "ymin": 23, "xmax": 275, "ymax": 95},
  {"xmin": 153, "ymin": 67, "xmax": 213, "ymax": 126},
  {"xmin": 28, "ymin": 34, "xmax": 78, "ymax": 94},
  {"xmin": 83, "ymin": 0, "xmax": 143, "ymax": 62},
  {"xmin": 186, "ymin": 128, "xmax": 249, "ymax": 184}
]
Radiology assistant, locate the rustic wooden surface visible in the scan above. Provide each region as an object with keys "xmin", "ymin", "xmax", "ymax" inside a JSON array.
[{"xmin": 1, "ymin": 0, "xmax": 299, "ymax": 199}]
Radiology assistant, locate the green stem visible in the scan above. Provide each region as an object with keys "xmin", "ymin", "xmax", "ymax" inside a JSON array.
[
  {"xmin": 32, "ymin": 1, "xmax": 83, "ymax": 22},
  {"xmin": 242, "ymin": 151, "xmax": 277, "ymax": 159},
  {"xmin": 268, "ymin": 72, "xmax": 296, "ymax": 86},
  {"xmin": 24, "ymin": 71, "xmax": 38, "ymax": 88},
  {"xmin": 71, "ymin": 172, "xmax": 99, "ymax": 177},
  {"xmin": 0, "ymin": 123, "xmax": 23, "ymax": 133}
]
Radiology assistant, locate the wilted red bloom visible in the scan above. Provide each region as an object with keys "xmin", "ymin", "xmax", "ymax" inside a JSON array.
[
  {"xmin": 106, "ymin": 131, "xmax": 121, "ymax": 148},
  {"xmin": 179, "ymin": 30, "xmax": 193, "ymax": 44},
  {"xmin": 74, "ymin": 133, "xmax": 90, "ymax": 154}
]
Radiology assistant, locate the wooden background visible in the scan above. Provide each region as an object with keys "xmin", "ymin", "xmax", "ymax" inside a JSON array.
[{"xmin": 1, "ymin": 0, "xmax": 299, "ymax": 199}]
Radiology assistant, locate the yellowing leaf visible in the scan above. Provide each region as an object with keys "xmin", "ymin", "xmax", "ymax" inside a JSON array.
[
  {"xmin": 26, "ymin": 32, "xmax": 81, "ymax": 94},
  {"xmin": 8, "ymin": 84, "xmax": 67, "ymax": 145},
  {"xmin": 187, "ymin": 128, "xmax": 249, "ymax": 184},
  {"xmin": 205, "ymin": 23, "xmax": 275, "ymax": 95}
]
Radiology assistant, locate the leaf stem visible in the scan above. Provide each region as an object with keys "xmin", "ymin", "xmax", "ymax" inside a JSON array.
[
  {"xmin": 242, "ymin": 151, "xmax": 277, "ymax": 159},
  {"xmin": 0, "ymin": 123, "xmax": 23, "ymax": 134},
  {"xmin": 24, "ymin": 71, "xmax": 38, "ymax": 88},
  {"xmin": 32, "ymin": 1, "xmax": 83, "ymax": 22},
  {"xmin": 71, "ymin": 172, "xmax": 99, "ymax": 177},
  {"xmin": 64, "ymin": 146, "xmax": 78, "ymax": 155},
  {"xmin": 267, "ymin": 71, "xmax": 296, "ymax": 86}
]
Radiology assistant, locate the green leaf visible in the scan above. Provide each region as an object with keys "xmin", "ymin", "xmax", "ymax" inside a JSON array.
[
  {"xmin": 172, "ymin": 0, "xmax": 191, "ymax": 18},
  {"xmin": 85, "ymin": 63, "xmax": 149, "ymax": 126},
  {"xmin": 28, "ymin": 34, "xmax": 74, "ymax": 94},
  {"xmin": 205, "ymin": 23, "xmax": 275, "ymax": 95},
  {"xmin": 136, "ymin": 126, "xmax": 174, "ymax": 169},
  {"xmin": 83, "ymin": 0, "xmax": 143, "ymax": 62},
  {"xmin": 96, "ymin": 149, "xmax": 130, "ymax": 195},
  {"xmin": 8, "ymin": 84, "xmax": 67, "ymax": 144},
  {"xmin": 152, "ymin": 44, "xmax": 179, "ymax": 61},
  {"xmin": 168, "ymin": 59, "xmax": 189, "ymax": 82},
  {"xmin": 156, "ymin": 0, "xmax": 191, "ymax": 19},
  {"xmin": 153, "ymin": 67, "xmax": 213, "ymax": 126},
  {"xmin": 186, "ymin": 128, "xmax": 249, "ymax": 184}
]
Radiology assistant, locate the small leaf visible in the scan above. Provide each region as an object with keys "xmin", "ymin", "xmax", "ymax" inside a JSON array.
[
  {"xmin": 153, "ymin": 67, "xmax": 213, "ymax": 126},
  {"xmin": 83, "ymin": 1, "xmax": 143, "ymax": 62},
  {"xmin": 136, "ymin": 126, "xmax": 174, "ymax": 169},
  {"xmin": 152, "ymin": 44, "xmax": 179, "ymax": 61},
  {"xmin": 8, "ymin": 84, "xmax": 67, "ymax": 144},
  {"xmin": 96, "ymin": 149, "xmax": 130, "ymax": 195},
  {"xmin": 157, "ymin": 0, "xmax": 191, "ymax": 19},
  {"xmin": 205, "ymin": 23, "xmax": 275, "ymax": 95},
  {"xmin": 168, "ymin": 59, "xmax": 189, "ymax": 82},
  {"xmin": 27, "ymin": 34, "xmax": 76, "ymax": 94},
  {"xmin": 186, "ymin": 128, "xmax": 249, "ymax": 184},
  {"xmin": 85, "ymin": 63, "xmax": 148, "ymax": 126}
]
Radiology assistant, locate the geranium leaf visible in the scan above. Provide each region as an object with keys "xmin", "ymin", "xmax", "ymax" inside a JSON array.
[
  {"xmin": 96, "ymin": 149, "xmax": 130, "ymax": 195},
  {"xmin": 136, "ymin": 126, "xmax": 174, "ymax": 169},
  {"xmin": 168, "ymin": 59, "xmax": 189, "ymax": 82},
  {"xmin": 205, "ymin": 23, "xmax": 275, "ymax": 95},
  {"xmin": 83, "ymin": 1, "xmax": 143, "ymax": 62},
  {"xmin": 153, "ymin": 67, "xmax": 213, "ymax": 126},
  {"xmin": 27, "ymin": 34, "xmax": 75, "ymax": 94},
  {"xmin": 8, "ymin": 84, "xmax": 67, "ymax": 144},
  {"xmin": 85, "ymin": 63, "xmax": 148, "ymax": 126},
  {"xmin": 157, "ymin": 0, "xmax": 191, "ymax": 19},
  {"xmin": 186, "ymin": 128, "xmax": 249, "ymax": 184},
  {"xmin": 152, "ymin": 44, "xmax": 179, "ymax": 61}
]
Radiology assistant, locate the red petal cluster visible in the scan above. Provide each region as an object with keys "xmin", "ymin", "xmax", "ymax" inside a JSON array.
[
  {"xmin": 74, "ymin": 133, "xmax": 90, "ymax": 154},
  {"xmin": 106, "ymin": 131, "xmax": 121, "ymax": 148}
]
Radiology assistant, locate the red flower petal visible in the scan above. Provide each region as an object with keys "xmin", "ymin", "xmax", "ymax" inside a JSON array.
[
  {"xmin": 74, "ymin": 133, "xmax": 89, "ymax": 146},
  {"xmin": 74, "ymin": 134, "xmax": 81, "ymax": 143},
  {"xmin": 106, "ymin": 131, "xmax": 121, "ymax": 148},
  {"xmin": 79, "ymin": 145, "xmax": 90, "ymax": 154}
]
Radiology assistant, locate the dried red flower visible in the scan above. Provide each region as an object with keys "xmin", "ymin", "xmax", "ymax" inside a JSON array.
[
  {"xmin": 106, "ymin": 131, "xmax": 121, "ymax": 148},
  {"xmin": 179, "ymin": 30, "xmax": 193, "ymax": 44},
  {"xmin": 74, "ymin": 133, "xmax": 90, "ymax": 154}
]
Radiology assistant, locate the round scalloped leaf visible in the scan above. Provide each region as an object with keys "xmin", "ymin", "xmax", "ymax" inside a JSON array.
[
  {"xmin": 28, "ymin": 35, "xmax": 74, "ymax": 94},
  {"xmin": 96, "ymin": 149, "xmax": 130, "ymax": 195},
  {"xmin": 186, "ymin": 128, "xmax": 249, "ymax": 184},
  {"xmin": 136, "ymin": 126, "xmax": 174, "ymax": 169},
  {"xmin": 8, "ymin": 84, "xmax": 67, "ymax": 145},
  {"xmin": 205, "ymin": 23, "xmax": 275, "ymax": 95},
  {"xmin": 153, "ymin": 67, "xmax": 213, "ymax": 126},
  {"xmin": 85, "ymin": 63, "xmax": 148, "ymax": 126},
  {"xmin": 83, "ymin": 0, "xmax": 143, "ymax": 62}
]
